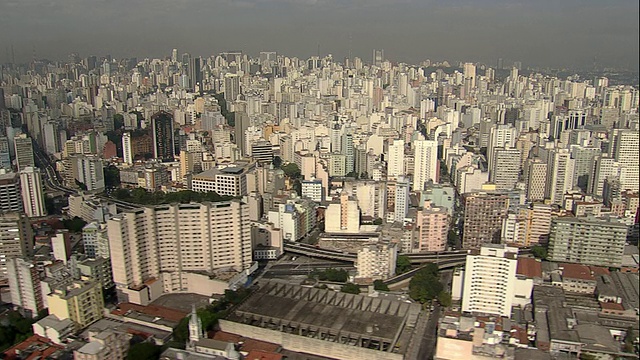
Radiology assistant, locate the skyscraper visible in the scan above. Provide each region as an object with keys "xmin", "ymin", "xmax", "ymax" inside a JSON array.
[
  {"xmin": 7, "ymin": 257, "xmax": 44, "ymax": 318},
  {"xmin": 0, "ymin": 169, "xmax": 23, "ymax": 213},
  {"xmin": 151, "ymin": 110, "xmax": 175, "ymax": 162},
  {"xmin": 20, "ymin": 167, "xmax": 47, "ymax": 218},
  {"xmin": 612, "ymin": 129, "xmax": 639, "ymax": 192},
  {"xmin": 224, "ymin": 74, "xmax": 241, "ymax": 103},
  {"xmin": 122, "ymin": 132, "xmax": 133, "ymax": 165},
  {"xmin": 189, "ymin": 57, "xmax": 202, "ymax": 92},
  {"xmin": 73, "ymin": 155, "xmax": 105, "ymax": 192},
  {"xmin": 545, "ymin": 149, "xmax": 575, "ymax": 205},
  {"xmin": 462, "ymin": 244, "xmax": 518, "ymax": 317},
  {"xmin": 14, "ymin": 134, "xmax": 35, "ymax": 171},
  {"xmin": 462, "ymin": 192, "xmax": 509, "ymax": 249},
  {"xmin": 387, "ymin": 139, "xmax": 405, "ymax": 180},
  {"xmin": 490, "ymin": 148, "xmax": 522, "ymax": 191},
  {"xmin": 394, "ymin": 176, "xmax": 410, "ymax": 222},
  {"xmin": 413, "ymin": 139, "xmax": 438, "ymax": 191},
  {"xmin": 417, "ymin": 201, "xmax": 449, "ymax": 252},
  {"xmin": 0, "ymin": 213, "xmax": 34, "ymax": 281}
]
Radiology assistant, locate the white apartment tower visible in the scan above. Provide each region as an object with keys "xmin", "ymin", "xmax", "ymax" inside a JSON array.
[
  {"xmin": 7, "ymin": 257, "xmax": 44, "ymax": 318},
  {"xmin": 20, "ymin": 167, "xmax": 47, "ymax": 217},
  {"xmin": 490, "ymin": 148, "xmax": 522, "ymax": 191},
  {"xmin": 412, "ymin": 139, "xmax": 438, "ymax": 191},
  {"xmin": 387, "ymin": 139, "xmax": 405, "ymax": 180},
  {"xmin": 546, "ymin": 149, "xmax": 575, "ymax": 205},
  {"xmin": 122, "ymin": 132, "xmax": 133, "ymax": 165},
  {"xmin": 462, "ymin": 244, "xmax": 518, "ymax": 317},
  {"xmin": 612, "ymin": 130, "xmax": 639, "ymax": 192},
  {"xmin": 394, "ymin": 176, "xmax": 410, "ymax": 222},
  {"xmin": 107, "ymin": 200, "xmax": 252, "ymax": 304}
]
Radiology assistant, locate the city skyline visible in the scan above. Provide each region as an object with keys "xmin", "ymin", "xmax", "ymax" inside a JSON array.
[{"xmin": 1, "ymin": 0, "xmax": 638, "ymax": 70}]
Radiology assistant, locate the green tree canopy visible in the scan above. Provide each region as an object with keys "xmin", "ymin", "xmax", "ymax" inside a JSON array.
[
  {"xmin": 396, "ymin": 255, "xmax": 412, "ymax": 274},
  {"xmin": 531, "ymin": 245, "xmax": 548, "ymax": 260},
  {"xmin": 281, "ymin": 163, "xmax": 301, "ymax": 179},
  {"xmin": 409, "ymin": 263, "xmax": 443, "ymax": 304},
  {"xmin": 62, "ymin": 216, "xmax": 87, "ymax": 233},
  {"xmin": 438, "ymin": 291, "xmax": 452, "ymax": 307},
  {"xmin": 126, "ymin": 342, "xmax": 162, "ymax": 360},
  {"xmin": 373, "ymin": 280, "xmax": 389, "ymax": 291},
  {"xmin": 340, "ymin": 283, "xmax": 361, "ymax": 294}
]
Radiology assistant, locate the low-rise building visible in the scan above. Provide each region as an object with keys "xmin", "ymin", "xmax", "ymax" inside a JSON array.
[{"xmin": 355, "ymin": 242, "xmax": 398, "ymax": 281}]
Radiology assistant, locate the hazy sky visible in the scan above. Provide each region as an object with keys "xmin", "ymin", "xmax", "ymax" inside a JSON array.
[{"xmin": 1, "ymin": 0, "xmax": 638, "ymax": 69}]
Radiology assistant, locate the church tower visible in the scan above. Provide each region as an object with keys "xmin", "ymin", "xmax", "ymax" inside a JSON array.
[{"xmin": 188, "ymin": 304, "xmax": 203, "ymax": 349}]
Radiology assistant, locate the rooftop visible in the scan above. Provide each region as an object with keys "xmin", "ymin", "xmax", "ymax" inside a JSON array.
[
  {"xmin": 560, "ymin": 263, "xmax": 594, "ymax": 281},
  {"xmin": 516, "ymin": 257, "xmax": 542, "ymax": 279}
]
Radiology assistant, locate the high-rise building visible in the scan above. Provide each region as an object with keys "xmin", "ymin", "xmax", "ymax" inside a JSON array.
[
  {"xmin": 224, "ymin": 74, "xmax": 241, "ymax": 103},
  {"xmin": 122, "ymin": 132, "xmax": 133, "ymax": 165},
  {"xmin": 490, "ymin": 148, "xmax": 521, "ymax": 191},
  {"xmin": 394, "ymin": 175, "xmax": 410, "ymax": 223},
  {"xmin": 7, "ymin": 257, "xmax": 44, "ymax": 318},
  {"xmin": 151, "ymin": 111, "xmax": 175, "ymax": 162},
  {"xmin": 234, "ymin": 111, "xmax": 249, "ymax": 156},
  {"xmin": 463, "ymin": 62, "xmax": 476, "ymax": 88},
  {"xmin": 107, "ymin": 200, "xmax": 253, "ymax": 305},
  {"xmin": 612, "ymin": 129, "xmax": 639, "ymax": 192},
  {"xmin": 73, "ymin": 155, "xmax": 105, "ymax": 191},
  {"xmin": 387, "ymin": 139, "xmax": 405, "ymax": 180},
  {"xmin": 20, "ymin": 167, "xmax": 46, "ymax": 218},
  {"xmin": 417, "ymin": 201, "xmax": 449, "ymax": 252},
  {"xmin": 569, "ymin": 145, "xmax": 601, "ymax": 192},
  {"xmin": 0, "ymin": 136, "xmax": 12, "ymax": 169},
  {"xmin": 412, "ymin": 139, "xmax": 438, "ymax": 191},
  {"xmin": 545, "ymin": 149, "xmax": 575, "ymax": 205},
  {"xmin": 188, "ymin": 57, "xmax": 202, "ymax": 92},
  {"xmin": 548, "ymin": 217, "xmax": 627, "ymax": 267},
  {"xmin": 14, "ymin": 134, "xmax": 35, "ymax": 171},
  {"xmin": 0, "ymin": 169, "xmax": 23, "ymax": 213},
  {"xmin": 501, "ymin": 203, "xmax": 552, "ymax": 246},
  {"xmin": 525, "ymin": 159, "xmax": 547, "ymax": 202},
  {"xmin": 82, "ymin": 222, "xmax": 103, "ymax": 259},
  {"xmin": 588, "ymin": 155, "xmax": 620, "ymax": 196},
  {"xmin": 0, "ymin": 213, "xmax": 34, "ymax": 281},
  {"xmin": 487, "ymin": 125, "xmax": 517, "ymax": 170},
  {"xmin": 325, "ymin": 192, "xmax": 360, "ymax": 233},
  {"xmin": 462, "ymin": 192, "xmax": 509, "ymax": 249},
  {"xmin": 461, "ymin": 244, "xmax": 518, "ymax": 317}
]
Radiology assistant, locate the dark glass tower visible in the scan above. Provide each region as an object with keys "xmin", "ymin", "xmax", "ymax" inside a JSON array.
[{"xmin": 151, "ymin": 111, "xmax": 175, "ymax": 162}]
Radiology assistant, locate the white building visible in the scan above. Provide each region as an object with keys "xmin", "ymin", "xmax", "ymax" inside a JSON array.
[
  {"xmin": 20, "ymin": 167, "xmax": 47, "ymax": 217},
  {"xmin": 122, "ymin": 132, "xmax": 133, "ymax": 165},
  {"xmin": 355, "ymin": 242, "xmax": 398, "ymax": 281},
  {"xmin": 301, "ymin": 178, "xmax": 324, "ymax": 203},
  {"xmin": 412, "ymin": 139, "xmax": 438, "ymax": 190},
  {"xmin": 387, "ymin": 139, "xmax": 405, "ymax": 180},
  {"xmin": 394, "ymin": 176, "xmax": 410, "ymax": 223},
  {"xmin": 7, "ymin": 257, "xmax": 44, "ymax": 317},
  {"xmin": 461, "ymin": 244, "xmax": 518, "ymax": 317}
]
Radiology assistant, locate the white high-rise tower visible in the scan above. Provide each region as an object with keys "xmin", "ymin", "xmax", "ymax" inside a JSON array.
[
  {"xmin": 412, "ymin": 139, "xmax": 438, "ymax": 190},
  {"xmin": 387, "ymin": 140, "xmax": 405, "ymax": 180},
  {"xmin": 122, "ymin": 132, "xmax": 133, "ymax": 165},
  {"xmin": 20, "ymin": 167, "xmax": 46, "ymax": 217}
]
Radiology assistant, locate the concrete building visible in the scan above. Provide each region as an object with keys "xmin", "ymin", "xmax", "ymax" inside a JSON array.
[
  {"xmin": 355, "ymin": 242, "xmax": 398, "ymax": 281},
  {"xmin": 416, "ymin": 201, "xmax": 449, "ymax": 252},
  {"xmin": 122, "ymin": 132, "xmax": 133, "ymax": 165},
  {"xmin": 489, "ymin": 147, "xmax": 521, "ymax": 191},
  {"xmin": 74, "ymin": 328, "xmax": 130, "ymax": 360},
  {"xmin": 0, "ymin": 169, "xmax": 23, "ymax": 213},
  {"xmin": 32, "ymin": 314, "xmax": 75, "ymax": 345},
  {"xmin": 387, "ymin": 139, "xmax": 405, "ymax": 180},
  {"xmin": 546, "ymin": 149, "xmax": 575, "ymax": 205},
  {"xmin": 191, "ymin": 164, "xmax": 254, "ymax": 196},
  {"xmin": 548, "ymin": 217, "xmax": 627, "ymax": 267},
  {"xmin": 412, "ymin": 139, "xmax": 438, "ymax": 190},
  {"xmin": 462, "ymin": 192, "xmax": 509, "ymax": 249},
  {"xmin": 325, "ymin": 192, "xmax": 360, "ymax": 233},
  {"xmin": 612, "ymin": 129, "xmax": 639, "ymax": 192},
  {"xmin": 73, "ymin": 155, "xmax": 105, "ymax": 192},
  {"xmin": 220, "ymin": 281, "xmax": 421, "ymax": 360},
  {"xmin": 7, "ymin": 257, "xmax": 44, "ymax": 318},
  {"xmin": 47, "ymin": 279, "xmax": 104, "ymax": 329},
  {"xmin": 0, "ymin": 213, "xmax": 33, "ymax": 282},
  {"xmin": 461, "ymin": 244, "xmax": 518, "ymax": 317},
  {"xmin": 14, "ymin": 134, "xmax": 35, "ymax": 171},
  {"xmin": 301, "ymin": 178, "xmax": 324, "ymax": 203},
  {"xmin": 19, "ymin": 167, "xmax": 47, "ymax": 217},
  {"xmin": 525, "ymin": 159, "xmax": 547, "ymax": 202},
  {"xmin": 394, "ymin": 175, "xmax": 410, "ymax": 222},
  {"xmin": 501, "ymin": 203, "xmax": 552, "ymax": 246},
  {"xmin": 151, "ymin": 110, "xmax": 175, "ymax": 162},
  {"xmin": 107, "ymin": 200, "xmax": 253, "ymax": 305}
]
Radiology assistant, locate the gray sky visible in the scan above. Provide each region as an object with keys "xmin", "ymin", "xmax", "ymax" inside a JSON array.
[{"xmin": 1, "ymin": 0, "xmax": 638, "ymax": 69}]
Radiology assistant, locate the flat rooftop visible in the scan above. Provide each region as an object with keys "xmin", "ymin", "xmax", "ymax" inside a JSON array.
[{"xmin": 226, "ymin": 281, "xmax": 420, "ymax": 352}]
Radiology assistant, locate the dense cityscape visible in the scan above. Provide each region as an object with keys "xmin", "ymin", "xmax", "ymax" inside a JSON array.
[{"xmin": 0, "ymin": 48, "xmax": 637, "ymax": 360}]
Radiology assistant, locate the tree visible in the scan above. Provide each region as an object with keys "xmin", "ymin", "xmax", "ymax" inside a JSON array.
[
  {"xmin": 409, "ymin": 264, "xmax": 443, "ymax": 303},
  {"xmin": 62, "ymin": 217, "xmax": 87, "ymax": 233},
  {"xmin": 531, "ymin": 245, "xmax": 548, "ymax": 260},
  {"xmin": 113, "ymin": 114, "xmax": 125, "ymax": 129},
  {"xmin": 126, "ymin": 342, "xmax": 162, "ymax": 360},
  {"xmin": 624, "ymin": 326, "xmax": 636, "ymax": 353},
  {"xmin": 75, "ymin": 179, "xmax": 88, "ymax": 191},
  {"xmin": 104, "ymin": 165, "xmax": 121, "ymax": 188},
  {"xmin": 438, "ymin": 291, "xmax": 452, "ymax": 307},
  {"xmin": 272, "ymin": 156, "xmax": 282, "ymax": 169},
  {"xmin": 396, "ymin": 255, "xmax": 412, "ymax": 274},
  {"xmin": 373, "ymin": 218, "xmax": 383, "ymax": 225},
  {"xmin": 281, "ymin": 163, "xmax": 301, "ymax": 179},
  {"xmin": 340, "ymin": 283, "xmax": 361, "ymax": 294},
  {"xmin": 373, "ymin": 280, "xmax": 389, "ymax": 291}
]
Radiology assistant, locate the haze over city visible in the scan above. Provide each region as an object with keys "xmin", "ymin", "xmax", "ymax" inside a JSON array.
[{"xmin": 1, "ymin": 0, "xmax": 639, "ymax": 70}]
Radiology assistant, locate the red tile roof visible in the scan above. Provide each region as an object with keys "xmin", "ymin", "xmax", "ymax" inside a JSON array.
[
  {"xmin": 517, "ymin": 257, "xmax": 542, "ymax": 278},
  {"xmin": 111, "ymin": 302, "xmax": 188, "ymax": 323},
  {"xmin": 3, "ymin": 335, "xmax": 64, "ymax": 360},
  {"xmin": 245, "ymin": 350, "xmax": 284, "ymax": 360},
  {"xmin": 561, "ymin": 263, "xmax": 594, "ymax": 281}
]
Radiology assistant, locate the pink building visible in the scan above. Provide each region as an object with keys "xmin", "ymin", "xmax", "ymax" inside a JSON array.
[{"xmin": 417, "ymin": 201, "xmax": 450, "ymax": 252}]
